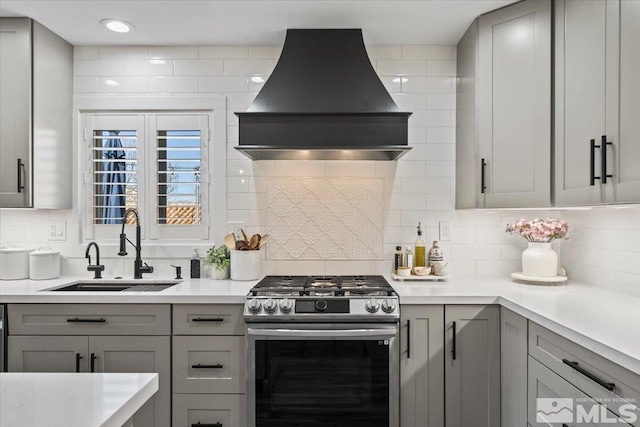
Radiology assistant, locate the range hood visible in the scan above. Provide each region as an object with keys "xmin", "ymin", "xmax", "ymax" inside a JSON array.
[{"xmin": 235, "ymin": 29, "xmax": 412, "ymax": 161}]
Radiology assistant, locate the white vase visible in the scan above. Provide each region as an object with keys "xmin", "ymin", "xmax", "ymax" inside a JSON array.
[
  {"xmin": 230, "ymin": 250, "xmax": 262, "ymax": 281},
  {"xmin": 209, "ymin": 265, "xmax": 229, "ymax": 280},
  {"xmin": 522, "ymin": 242, "xmax": 558, "ymax": 277}
]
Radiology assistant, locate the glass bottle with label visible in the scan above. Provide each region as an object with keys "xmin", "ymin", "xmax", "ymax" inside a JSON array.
[
  {"xmin": 414, "ymin": 222, "xmax": 426, "ymax": 267},
  {"xmin": 427, "ymin": 241, "xmax": 444, "ymax": 265},
  {"xmin": 405, "ymin": 246, "xmax": 414, "ymax": 269},
  {"xmin": 394, "ymin": 246, "xmax": 404, "ymax": 273}
]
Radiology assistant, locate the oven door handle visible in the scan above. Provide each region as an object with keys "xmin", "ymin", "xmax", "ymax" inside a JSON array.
[{"xmin": 247, "ymin": 327, "xmax": 398, "ymax": 338}]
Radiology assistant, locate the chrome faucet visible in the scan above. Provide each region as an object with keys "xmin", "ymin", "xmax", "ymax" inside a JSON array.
[
  {"xmin": 118, "ymin": 208, "xmax": 154, "ymax": 279},
  {"xmin": 85, "ymin": 241, "xmax": 105, "ymax": 279}
]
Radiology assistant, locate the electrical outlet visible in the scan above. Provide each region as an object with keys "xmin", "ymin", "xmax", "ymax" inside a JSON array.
[
  {"xmin": 439, "ymin": 221, "xmax": 451, "ymax": 241},
  {"xmin": 49, "ymin": 221, "xmax": 67, "ymax": 241},
  {"xmin": 228, "ymin": 222, "xmax": 245, "ymax": 240}
]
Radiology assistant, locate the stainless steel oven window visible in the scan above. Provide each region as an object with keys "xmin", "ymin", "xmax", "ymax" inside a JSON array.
[{"xmin": 246, "ymin": 323, "xmax": 399, "ymax": 427}]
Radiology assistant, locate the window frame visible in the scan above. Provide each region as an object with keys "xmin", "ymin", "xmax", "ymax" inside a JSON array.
[{"xmin": 74, "ymin": 96, "xmax": 227, "ymax": 248}]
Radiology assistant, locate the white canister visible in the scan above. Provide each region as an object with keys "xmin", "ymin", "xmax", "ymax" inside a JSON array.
[
  {"xmin": 0, "ymin": 247, "xmax": 33, "ymax": 280},
  {"xmin": 29, "ymin": 247, "xmax": 61, "ymax": 280},
  {"xmin": 230, "ymin": 250, "xmax": 262, "ymax": 281}
]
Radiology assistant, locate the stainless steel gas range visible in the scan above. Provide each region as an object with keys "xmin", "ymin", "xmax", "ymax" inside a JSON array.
[{"xmin": 244, "ymin": 275, "xmax": 399, "ymax": 427}]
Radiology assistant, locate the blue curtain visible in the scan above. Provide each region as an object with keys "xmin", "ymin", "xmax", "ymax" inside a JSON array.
[{"xmin": 101, "ymin": 132, "xmax": 126, "ymax": 224}]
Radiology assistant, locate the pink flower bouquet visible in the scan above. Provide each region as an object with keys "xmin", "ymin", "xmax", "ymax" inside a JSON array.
[{"xmin": 505, "ymin": 218, "xmax": 568, "ymax": 243}]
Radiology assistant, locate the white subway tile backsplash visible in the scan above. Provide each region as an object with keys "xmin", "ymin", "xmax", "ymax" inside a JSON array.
[
  {"xmin": 223, "ymin": 59, "xmax": 274, "ymax": 76},
  {"xmin": 378, "ymin": 76, "xmax": 402, "ymax": 93},
  {"xmin": 366, "ymin": 45, "xmax": 402, "ymax": 60},
  {"xmin": 174, "ymin": 59, "xmax": 223, "ymax": 76},
  {"xmin": 426, "ymin": 127, "xmax": 456, "ymax": 144},
  {"xmin": 99, "ymin": 76, "xmax": 149, "ymax": 93},
  {"xmin": 403, "ymin": 77, "xmax": 454, "ymax": 93},
  {"xmin": 121, "ymin": 60, "xmax": 173, "ymax": 76},
  {"xmin": 0, "ymin": 225, "xmax": 25, "ymax": 244},
  {"xmin": 427, "ymin": 93, "xmax": 456, "ymax": 110},
  {"xmin": 149, "ymin": 46, "xmax": 198, "ymax": 59},
  {"xmin": 199, "ymin": 45, "xmax": 248, "ymax": 59},
  {"xmin": 427, "ymin": 59, "xmax": 456, "ymax": 76},
  {"xmin": 376, "ymin": 60, "xmax": 427, "ymax": 76},
  {"xmin": 99, "ymin": 46, "xmax": 148, "ymax": 60},
  {"xmin": 249, "ymin": 45, "xmax": 283, "ymax": 59},
  {"xmin": 395, "ymin": 161, "xmax": 426, "ymax": 178},
  {"xmin": 149, "ymin": 76, "xmax": 198, "ymax": 93},
  {"xmin": 407, "ymin": 127, "xmax": 426, "ymax": 144},
  {"xmin": 426, "ymin": 194, "xmax": 455, "ymax": 210},
  {"xmin": 391, "ymin": 93, "xmax": 427, "ymax": 111},
  {"xmin": 74, "ymin": 77, "xmax": 99, "ymax": 93},
  {"xmin": 74, "ymin": 46, "xmax": 99, "ymax": 60},
  {"xmin": 425, "ymin": 161, "xmax": 455, "ymax": 178},
  {"xmin": 402, "ymin": 45, "xmax": 453, "ymax": 60},
  {"xmin": 199, "ymin": 76, "xmax": 248, "ymax": 92}
]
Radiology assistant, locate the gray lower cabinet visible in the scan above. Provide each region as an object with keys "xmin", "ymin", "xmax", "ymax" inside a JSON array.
[
  {"xmin": 456, "ymin": 0, "xmax": 551, "ymax": 208},
  {"xmin": 400, "ymin": 305, "xmax": 445, "ymax": 427},
  {"xmin": 501, "ymin": 307, "xmax": 528, "ymax": 427},
  {"xmin": 7, "ymin": 304, "xmax": 171, "ymax": 427},
  {"xmin": 172, "ymin": 304, "xmax": 246, "ymax": 427},
  {"xmin": 444, "ymin": 305, "xmax": 500, "ymax": 427}
]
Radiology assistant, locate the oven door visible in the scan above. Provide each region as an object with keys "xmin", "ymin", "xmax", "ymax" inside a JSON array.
[{"xmin": 246, "ymin": 323, "xmax": 399, "ymax": 427}]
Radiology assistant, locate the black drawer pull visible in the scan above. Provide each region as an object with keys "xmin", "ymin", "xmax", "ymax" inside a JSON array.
[
  {"xmin": 192, "ymin": 363, "xmax": 223, "ymax": 369},
  {"xmin": 601, "ymin": 135, "xmax": 613, "ymax": 184},
  {"xmin": 192, "ymin": 423, "xmax": 222, "ymax": 427},
  {"xmin": 90, "ymin": 353, "xmax": 97, "ymax": 372},
  {"xmin": 562, "ymin": 359, "xmax": 615, "ymax": 391},
  {"xmin": 17, "ymin": 158, "xmax": 25, "ymax": 193},
  {"xmin": 192, "ymin": 317, "xmax": 224, "ymax": 322},
  {"xmin": 480, "ymin": 158, "xmax": 487, "ymax": 193},
  {"xmin": 75, "ymin": 353, "xmax": 83, "ymax": 372},
  {"xmin": 590, "ymin": 139, "xmax": 601, "ymax": 185},
  {"xmin": 67, "ymin": 317, "xmax": 106, "ymax": 323}
]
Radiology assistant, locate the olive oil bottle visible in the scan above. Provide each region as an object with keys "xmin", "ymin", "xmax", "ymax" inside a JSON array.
[{"xmin": 414, "ymin": 222, "xmax": 426, "ymax": 267}]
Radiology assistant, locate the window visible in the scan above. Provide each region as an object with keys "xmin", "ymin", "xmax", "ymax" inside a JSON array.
[{"xmin": 83, "ymin": 112, "xmax": 211, "ymax": 241}]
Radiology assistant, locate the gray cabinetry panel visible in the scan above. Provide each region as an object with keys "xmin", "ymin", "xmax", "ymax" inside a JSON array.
[
  {"xmin": 8, "ymin": 335, "xmax": 87, "ymax": 372},
  {"xmin": 173, "ymin": 393, "xmax": 245, "ymax": 427},
  {"xmin": 501, "ymin": 307, "xmax": 528, "ymax": 427},
  {"xmin": 172, "ymin": 304, "xmax": 244, "ymax": 335}
]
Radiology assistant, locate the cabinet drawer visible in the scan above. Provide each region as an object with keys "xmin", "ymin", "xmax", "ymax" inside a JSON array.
[
  {"xmin": 529, "ymin": 322, "xmax": 640, "ymax": 423},
  {"xmin": 173, "ymin": 336, "xmax": 245, "ymax": 394},
  {"xmin": 528, "ymin": 356, "xmax": 632, "ymax": 426},
  {"xmin": 173, "ymin": 394, "xmax": 245, "ymax": 427},
  {"xmin": 173, "ymin": 304, "xmax": 244, "ymax": 335},
  {"xmin": 8, "ymin": 304, "xmax": 170, "ymax": 335}
]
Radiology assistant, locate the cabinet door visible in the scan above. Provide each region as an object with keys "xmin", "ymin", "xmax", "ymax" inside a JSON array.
[
  {"xmin": 606, "ymin": 0, "xmax": 640, "ymax": 203},
  {"xmin": 90, "ymin": 336, "xmax": 170, "ymax": 427},
  {"xmin": 554, "ymin": 0, "xmax": 607, "ymax": 206},
  {"xmin": 0, "ymin": 18, "xmax": 31, "ymax": 208},
  {"xmin": 478, "ymin": 0, "xmax": 551, "ymax": 208},
  {"xmin": 501, "ymin": 307, "xmax": 528, "ymax": 427},
  {"xmin": 445, "ymin": 305, "xmax": 500, "ymax": 427},
  {"xmin": 7, "ymin": 335, "xmax": 88, "ymax": 372},
  {"xmin": 400, "ymin": 305, "xmax": 444, "ymax": 427},
  {"xmin": 173, "ymin": 394, "xmax": 245, "ymax": 427}
]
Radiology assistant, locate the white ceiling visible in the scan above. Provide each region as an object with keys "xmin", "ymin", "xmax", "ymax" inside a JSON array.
[{"xmin": 0, "ymin": 0, "xmax": 516, "ymax": 46}]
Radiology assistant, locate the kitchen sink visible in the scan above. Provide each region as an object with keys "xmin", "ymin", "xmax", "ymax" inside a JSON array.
[{"xmin": 43, "ymin": 280, "xmax": 179, "ymax": 292}]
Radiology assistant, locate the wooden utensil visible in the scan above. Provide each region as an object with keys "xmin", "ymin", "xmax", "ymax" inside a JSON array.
[
  {"xmin": 248, "ymin": 234, "xmax": 260, "ymax": 250},
  {"xmin": 240, "ymin": 228, "xmax": 249, "ymax": 244},
  {"xmin": 224, "ymin": 233, "xmax": 236, "ymax": 251},
  {"xmin": 258, "ymin": 234, "xmax": 269, "ymax": 249},
  {"xmin": 236, "ymin": 240, "xmax": 248, "ymax": 251}
]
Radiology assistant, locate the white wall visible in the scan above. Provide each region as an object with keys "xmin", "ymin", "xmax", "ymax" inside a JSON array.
[{"xmin": 0, "ymin": 43, "xmax": 637, "ymax": 296}]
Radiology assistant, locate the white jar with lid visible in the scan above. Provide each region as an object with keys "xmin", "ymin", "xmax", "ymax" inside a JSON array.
[
  {"xmin": 29, "ymin": 247, "xmax": 60, "ymax": 280},
  {"xmin": 0, "ymin": 247, "xmax": 33, "ymax": 280}
]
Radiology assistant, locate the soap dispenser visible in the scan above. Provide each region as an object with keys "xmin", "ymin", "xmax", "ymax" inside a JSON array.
[{"xmin": 190, "ymin": 249, "xmax": 201, "ymax": 279}]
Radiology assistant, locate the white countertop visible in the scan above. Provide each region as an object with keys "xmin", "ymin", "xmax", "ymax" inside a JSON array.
[
  {"xmin": 0, "ymin": 372, "xmax": 158, "ymax": 427},
  {"xmin": 1, "ymin": 275, "xmax": 639, "ymax": 376}
]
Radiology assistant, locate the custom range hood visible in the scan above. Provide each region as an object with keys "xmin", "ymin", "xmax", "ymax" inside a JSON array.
[{"xmin": 235, "ymin": 29, "xmax": 412, "ymax": 160}]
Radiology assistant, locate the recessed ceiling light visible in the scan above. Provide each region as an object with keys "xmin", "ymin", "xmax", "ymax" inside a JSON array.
[{"xmin": 100, "ymin": 19, "xmax": 134, "ymax": 33}]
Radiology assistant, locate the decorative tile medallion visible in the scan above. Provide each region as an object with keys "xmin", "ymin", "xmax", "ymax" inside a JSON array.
[{"xmin": 266, "ymin": 178, "xmax": 384, "ymax": 260}]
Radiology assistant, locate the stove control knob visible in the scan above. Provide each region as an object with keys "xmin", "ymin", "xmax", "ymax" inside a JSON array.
[
  {"xmin": 264, "ymin": 298, "xmax": 278, "ymax": 313},
  {"xmin": 315, "ymin": 300, "xmax": 328, "ymax": 311},
  {"xmin": 279, "ymin": 298, "xmax": 294, "ymax": 313},
  {"xmin": 381, "ymin": 299, "xmax": 397, "ymax": 313},
  {"xmin": 247, "ymin": 298, "xmax": 262, "ymax": 313},
  {"xmin": 365, "ymin": 298, "xmax": 380, "ymax": 313}
]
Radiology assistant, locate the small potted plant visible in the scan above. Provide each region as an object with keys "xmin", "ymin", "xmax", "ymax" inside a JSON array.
[
  {"xmin": 204, "ymin": 245, "xmax": 230, "ymax": 280},
  {"xmin": 506, "ymin": 218, "xmax": 568, "ymax": 277}
]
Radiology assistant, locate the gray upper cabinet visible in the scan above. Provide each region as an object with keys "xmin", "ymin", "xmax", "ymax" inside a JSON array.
[
  {"xmin": 555, "ymin": 0, "xmax": 640, "ymax": 205},
  {"xmin": 456, "ymin": 0, "xmax": 551, "ymax": 209},
  {"xmin": 0, "ymin": 18, "xmax": 72, "ymax": 208}
]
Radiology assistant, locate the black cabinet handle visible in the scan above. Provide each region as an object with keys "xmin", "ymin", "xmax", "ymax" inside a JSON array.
[
  {"xmin": 601, "ymin": 135, "xmax": 613, "ymax": 184},
  {"xmin": 17, "ymin": 158, "xmax": 25, "ymax": 193},
  {"xmin": 451, "ymin": 321, "xmax": 457, "ymax": 361},
  {"xmin": 590, "ymin": 139, "xmax": 601, "ymax": 185},
  {"xmin": 562, "ymin": 359, "xmax": 615, "ymax": 391},
  {"xmin": 192, "ymin": 423, "xmax": 222, "ymax": 427},
  {"xmin": 192, "ymin": 317, "xmax": 224, "ymax": 322},
  {"xmin": 406, "ymin": 320, "xmax": 411, "ymax": 359},
  {"xmin": 480, "ymin": 158, "xmax": 487, "ymax": 193},
  {"xmin": 192, "ymin": 363, "xmax": 223, "ymax": 369},
  {"xmin": 90, "ymin": 353, "xmax": 97, "ymax": 372},
  {"xmin": 75, "ymin": 353, "xmax": 83, "ymax": 373},
  {"xmin": 67, "ymin": 317, "xmax": 106, "ymax": 323},
  {"xmin": 563, "ymin": 424, "xmax": 569, "ymax": 427}
]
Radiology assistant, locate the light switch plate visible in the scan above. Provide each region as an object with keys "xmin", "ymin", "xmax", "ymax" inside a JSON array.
[{"xmin": 49, "ymin": 221, "xmax": 67, "ymax": 241}]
